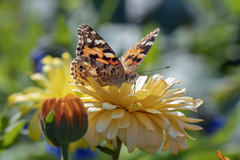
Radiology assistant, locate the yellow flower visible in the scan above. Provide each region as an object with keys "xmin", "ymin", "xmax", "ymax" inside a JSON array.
[
  {"xmin": 8, "ymin": 53, "xmax": 87, "ymax": 152},
  {"xmin": 72, "ymin": 74, "xmax": 203, "ymax": 154}
]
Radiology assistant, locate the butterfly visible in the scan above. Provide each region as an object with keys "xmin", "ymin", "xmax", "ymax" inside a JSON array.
[{"xmin": 70, "ymin": 24, "xmax": 159, "ymax": 88}]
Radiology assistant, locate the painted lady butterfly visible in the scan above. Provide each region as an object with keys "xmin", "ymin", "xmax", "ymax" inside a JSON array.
[{"xmin": 70, "ymin": 24, "xmax": 159, "ymax": 88}]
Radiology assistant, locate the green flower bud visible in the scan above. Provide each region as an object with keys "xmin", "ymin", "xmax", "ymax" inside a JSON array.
[{"xmin": 38, "ymin": 94, "xmax": 88, "ymax": 146}]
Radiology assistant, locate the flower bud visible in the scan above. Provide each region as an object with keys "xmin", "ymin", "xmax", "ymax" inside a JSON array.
[{"xmin": 38, "ymin": 94, "xmax": 88, "ymax": 146}]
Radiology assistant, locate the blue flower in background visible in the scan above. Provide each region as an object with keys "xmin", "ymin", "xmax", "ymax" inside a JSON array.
[
  {"xmin": 73, "ymin": 148, "xmax": 96, "ymax": 160},
  {"xmin": 204, "ymin": 114, "xmax": 226, "ymax": 135},
  {"xmin": 45, "ymin": 143, "xmax": 96, "ymax": 160},
  {"xmin": 31, "ymin": 48, "xmax": 46, "ymax": 73},
  {"xmin": 45, "ymin": 143, "xmax": 61, "ymax": 159}
]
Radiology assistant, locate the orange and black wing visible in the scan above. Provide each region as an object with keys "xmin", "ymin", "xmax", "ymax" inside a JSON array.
[
  {"xmin": 120, "ymin": 28, "xmax": 159, "ymax": 72},
  {"xmin": 70, "ymin": 24, "xmax": 124, "ymax": 86}
]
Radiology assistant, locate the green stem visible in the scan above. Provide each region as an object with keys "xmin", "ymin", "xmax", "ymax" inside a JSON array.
[
  {"xmin": 60, "ymin": 143, "xmax": 70, "ymax": 160},
  {"xmin": 112, "ymin": 137, "xmax": 122, "ymax": 160}
]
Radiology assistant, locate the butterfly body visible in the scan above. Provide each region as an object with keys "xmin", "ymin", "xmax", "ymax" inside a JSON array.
[{"xmin": 71, "ymin": 24, "xmax": 159, "ymax": 88}]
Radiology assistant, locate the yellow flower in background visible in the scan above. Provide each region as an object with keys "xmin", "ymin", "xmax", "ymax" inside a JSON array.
[
  {"xmin": 8, "ymin": 53, "xmax": 88, "ymax": 152},
  {"xmin": 72, "ymin": 74, "xmax": 203, "ymax": 155}
]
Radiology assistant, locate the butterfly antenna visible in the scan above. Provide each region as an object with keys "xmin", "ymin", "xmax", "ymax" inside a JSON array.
[{"xmin": 138, "ymin": 66, "xmax": 170, "ymax": 74}]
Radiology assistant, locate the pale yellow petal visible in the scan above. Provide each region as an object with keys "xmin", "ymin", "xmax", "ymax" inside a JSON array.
[
  {"xmin": 129, "ymin": 102, "xmax": 142, "ymax": 112},
  {"xmin": 102, "ymin": 102, "xmax": 118, "ymax": 110},
  {"xmin": 168, "ymin": 135, "xmax": 178, "ymax": 155},
  {"xmin": 72, "ymin": 87, "xmax": 104, "ymax": 102},
  {"xmin": 126, "ymin": 114, "xmax": 138, "ymax": 153},
  {"xmin": 134, "ymin": 76, "xmax": 148, "ymax": 91},
  {"xmin": 109, "ymin": 85, "xmax": 121, "ymax": 105},
  {"xmin": 88, "ymin": 107, "xmax": 102, "ymax": 113},
  {"xmin": 141, "ymin": 80, "xmax": 167, "ymax": 107},
  {"xmin": 148, "ymin": 74, "xmax": 163, "ymax": 88},
  {"xmin": 148, "ymin": 115, "xmax": 168, "ymax": 131},
  {"xmin": 143, "ymin": 75, "xmax": 152, "ymax": 89},
  {"xmin": 117, "ymin": 111, "xmax": 130, "ymax": 128},
  {"xmin": 96, "ymin": 110, "xmax": 113, "ymax": 133},
  {"xmin": 146, "ymin": 146, "xmax": 161, "ymax": 154},
  {"xmin": 89, "ymin": 132, "xmax": 102, "ymax": 146},
  {"xmin": 171, "ymin": 127, "xmax": 185, "ymax": 137},
  {"xmin": 149, "ymin": 80, "xmax": 167, "ymax": 96},
  {"xmin": 144, "ymin": 108, "xmax": 161, "ymax": 114},
  {"xmin": 136, "ymin": 122, "xmax": 147, "ymax": 150},
  {"xmin": 195, "ymin": 99, "xmax": 203, "ymax": 108},
  {"xmin": 165, "ymin": 77, "xmax": 176, "ymax": 89},
  {"xmin": 146, "ymin": 122, "xmax": 163, "ymax": 154},
  {"xmin": 120, "ymin": 83, "xmax": 131, "ymax": 98},
  {"xmin": 146, "ymin": 126, "xmax": 159, "ymax": 147},
  {"xmin": 165, "ymin": 128, "xmax": 177, "ymax": 139},
  {"xmin": 111, "ymin": 109, "xmax": 125, "ymax": 119},
  {"xmin": 134, "ymin": 112, "xmax": 154, "ymax": 130},
  {"xmin": 159, "ymin": 115, "xmax": 170, "ymax": 130},
  {"xmin": 179, "ymin": 121, "xmax": 203, "ymax": 130},
  {"xmin": 160, "ymin": 88, "xmax": 186, "ymax": 100},
  {"xmin": 122, "ymin": 95, "xmax": 137, "ymax": 108},
  {"xmin": 118, "ymin": 128, "xmax": 127, "ymax": 145},
  {"xmin": 135, "ymin": 89, "xmax": 151, "ymax": 100},
  {"xmin": 106, "ymin": 120, "xmax": 119, "ymax": 139},
  {"xmin": 87, "ymin": 77, "xmax": 102, "ymax": 90},
  {"xmin": 176, "ymin": 136, "xmax": 188, "ymax": 149},
  {"xmin": 84, "ymin": 102, "xmax": 103, "ymax": 108},
  {"xmin": 85, "ymin": 111, "xmax": 101, "ymax": 142},
  {"xmin": 176, "ymin": 116, "xmax": 204, "ymax": 123}
]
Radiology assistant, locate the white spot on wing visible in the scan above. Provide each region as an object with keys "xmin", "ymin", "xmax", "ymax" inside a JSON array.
[
  {"xmin": 95, "ymin": 39, "xmax": 105, "ymax": 45},
  {"xmin": 141, "ymin": 40, "xmax": 146, "ymax": 45},
  {"xmin": 104, "ymin": 53, "xmax": 115, "ymax": 58},
  {"xmin": 145, "ymin": 41, "xmax": 154, "ymax": 46},
  {"xmin": 91, "ymin": 31, "xmax": 96, "ymax": 34},
  {"xmin": 87, "ymin": 38, "xmax": 92, "ymax": 43}
]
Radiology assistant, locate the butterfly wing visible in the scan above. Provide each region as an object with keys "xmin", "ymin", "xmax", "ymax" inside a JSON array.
[
  {"xmin": 71, "ymin": 24, "xmax": 125, "ymax": 86},
  {"xmin": 120, "ymin": 28, "xmax": 159, "ymax": 72}
]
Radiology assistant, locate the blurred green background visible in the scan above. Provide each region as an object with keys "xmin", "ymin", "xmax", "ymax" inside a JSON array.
[{"xmin": 1, "ymin": 0, "xmax": 240, "ymax": 159}]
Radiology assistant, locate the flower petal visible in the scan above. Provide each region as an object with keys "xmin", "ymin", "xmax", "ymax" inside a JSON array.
[
  {"xmin": 122, "ymin": 95, "xmax": 137, "ymax": 108},
  {"xmin": 111, "ymin": 109, "xmax": 125, "ymax": 119},
  {"xmin": 96, "ymin": 110, "xmax": 112, "ymax": 132},
  {"xmin": 136, "ymin": 89, "xmax": 151, "ymax": 100},
  {"xmin": 109, "ymin": 85, "xmax": 121, "ymax": 105},
  {"xmin": 120, "ymin": 83, "xmax": 132, "ymax": 98},
  {"xmin": 129, "ymin": 102, "xmax": 142, "ymax": 112},
  {"xmin": 134, "ymin": 112, "xmax": 154, "ymax": 130},
  {"xmin": 126, "ymin": 114, "xmax": 138, "ymax": 153},
  {"xmin": 102, "ymin": 102, "xmax": 118, "ymax": 110},
  {"xmin": 137, "ymin": 122, "xmax": 147, "ymax": 150},
  {"xmin": 106, "ymin": 120, "xmax": 119, "ymax": 139},
  {"xmin": 29, "ymin": 113, "xmax": 42, "ymax": 140},
  {"xmin": 135, "ymin": 76, "xmax": 148, "ymax": 91},
  {"xmin": 117, "ymin": 111, "xmax": 130, "ymax": 128}
]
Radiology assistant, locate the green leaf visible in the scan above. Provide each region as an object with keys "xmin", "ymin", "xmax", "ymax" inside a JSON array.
[
  {"xmin": 0, "ymin": 120, "xmax": 26, "ymax": 148},
  {"xmin": 45, "ymin": 110, "xmax": 54, "ymax": 124},
  {"xmin": 96, "ymin": 145, "xmax": 117, "ymax": 156},
  {"xmin": 0, "ymin": 109, "xmax": 9, "ymax": 134}
]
